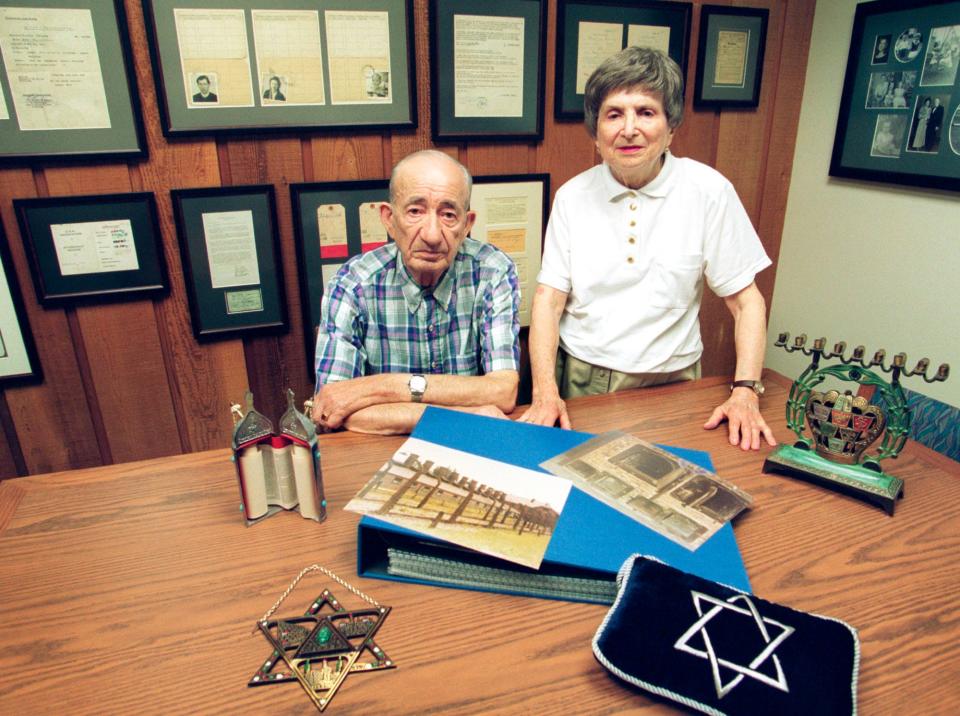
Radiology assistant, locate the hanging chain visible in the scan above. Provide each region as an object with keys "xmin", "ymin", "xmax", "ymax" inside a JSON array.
[{"xmin": 255, "ymin": 565, "xmax": 382, "ymax": 632}]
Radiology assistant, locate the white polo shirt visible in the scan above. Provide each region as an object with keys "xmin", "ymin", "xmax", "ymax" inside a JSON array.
[{"xmin": 537, "ymin": 152, "xmax": 771, "ymax": 374}]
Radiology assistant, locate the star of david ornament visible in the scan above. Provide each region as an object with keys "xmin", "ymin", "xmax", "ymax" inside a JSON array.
[{"xmin": 249, "ymin": 570, "xmax": 396, "ymax": 712}]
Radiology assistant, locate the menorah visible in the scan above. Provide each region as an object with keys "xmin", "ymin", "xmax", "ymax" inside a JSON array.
[{"xmin": 762, "ymin": 331, "xmax": 949, "ymax": 515}]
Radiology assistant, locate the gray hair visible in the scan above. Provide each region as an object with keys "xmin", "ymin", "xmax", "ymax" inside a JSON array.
[
  {"xmin": 583, "ymin": 47, "xmax": 685, "ymax": 138},
  {"xmin": 389, "ymin": 149, "xmax": 473, "ymax": 210}
]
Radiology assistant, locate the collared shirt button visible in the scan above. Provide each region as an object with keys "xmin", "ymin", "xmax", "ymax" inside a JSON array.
[
  {"xmin": 629, "ymin": 220, "xmax": 636, "ymax": 227},
  {"xmin": 629, "ymin": 203, "xmax": 637, "ymax": 211},
  {"xmin": 628, "ymin": 237, "xmax": 636, "ymax": 244},
  {"xmin": 627, "ymin": 256, "xmax": 635, "ymax": 264}
]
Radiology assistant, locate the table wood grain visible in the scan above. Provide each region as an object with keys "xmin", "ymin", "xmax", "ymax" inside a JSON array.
[{"xmin": 1, "ymin": 372, "xmax": 957, "ymax": 714}]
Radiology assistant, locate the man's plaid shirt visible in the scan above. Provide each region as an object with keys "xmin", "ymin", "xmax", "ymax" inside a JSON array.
[{"xmin": 314, "ymin": 238, "xmax": 520, "ymax": 388}]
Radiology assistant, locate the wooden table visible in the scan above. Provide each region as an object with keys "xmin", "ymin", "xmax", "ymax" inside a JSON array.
[{"xmin": 1, "ymin": 372, "xmax": 958, "ymax": 714}]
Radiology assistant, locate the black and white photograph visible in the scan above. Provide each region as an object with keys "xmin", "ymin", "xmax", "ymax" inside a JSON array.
[
  {"xmin": 920, "ymin": 25, "xmax": 960, "ymax": 86},
  {"xmin": 188, "ymin": 71, "xmax": 220, "ymax": 106},
  {"xmin": 894, "ymin": 27, "xmax": 924, "ymax": 63},
  {"xmin": 260, "ymin": 74, "xmax": 287, "ymax": 103},
  {"xmin": 949, "ymin": 103, "xmax": 960, "ymax": 155},
  {"xmin": 865, "ymin": 70, "xmax": 916, "ymax": 108},
  {"xmin": 907, "ymin": 94, "xmax": 949, "ymax": 153},
  {"xmin": 872, "ymin": 33, "xmax": 891, "ymax": 64},
  {"xmin": 362, "ymin": 65, "xmax": 390, "ymax": 98},
  {"xmin": 870, "ymin": 114, "xmax": 909, "ymax": 157}
]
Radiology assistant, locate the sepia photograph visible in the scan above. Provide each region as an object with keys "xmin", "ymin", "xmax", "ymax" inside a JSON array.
[
  {"xmin": 872, "ymin": 33, "xmax": 891, "ymax": 64},
  {"xmin": 541, "ymin": 431, "xmax": 753, "ymax": 551},
  {"xmin": 346, "ymin": 437, "xmax": 572, "ymax": 569}
]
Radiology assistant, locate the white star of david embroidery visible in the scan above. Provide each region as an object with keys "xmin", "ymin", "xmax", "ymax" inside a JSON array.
[{"xmin": 673, "ymin": 590, "xmax": 795, "ymax": 699}]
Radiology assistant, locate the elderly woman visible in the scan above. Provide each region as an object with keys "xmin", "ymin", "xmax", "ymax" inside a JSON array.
[{"xmin": 519, "ymin": 47, "xmax": 776, "ymax": 451}]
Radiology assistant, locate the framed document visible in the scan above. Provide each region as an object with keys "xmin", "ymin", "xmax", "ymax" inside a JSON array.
[
  {"xmin": 429, "ymin": 0, "xmax": 546, "ymax": 141},
  {"xmin": 555, "ymin": 0, "xmax": 691, "ymax": 120},
  {"xmin": 291, "ymin": 179, "xmax": 391, "ymax": 370},
  {"xmin": 171, "ymin": 185, "xmax": 287, "ymax": 340},
  {"xmin": 0, "ymin": 0, "xmax": 146, "ymax": 163},
  {"xmin": 470, "ymin": 174, "xmax": 548, "ymax": 328},
  {"xmin": 694, "ymin": 5, "xmax": 768, "ymax": 109},
  {"xmin": 14, "ymin": 193, "xmax": 168, "ymax": 306},
  {"xmin": 142, "ymin": 0, "xmax": 416, "ymax": 137},
  {"xmin": 0, "ymin": 222, "xmax": 41, "ymax": 385},
  {"xmin": 830, "ymin": 0, "xmax": 960, "ymax": 191}
]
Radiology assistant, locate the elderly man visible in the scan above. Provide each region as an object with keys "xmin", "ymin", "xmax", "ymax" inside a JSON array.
[
  {"xmin": 312, "ymin": 150, "xmax": 520, "ymax": 434},
  {"xmin": 520, "ymin": 47, "xmax": 776, "ymax": 451}
]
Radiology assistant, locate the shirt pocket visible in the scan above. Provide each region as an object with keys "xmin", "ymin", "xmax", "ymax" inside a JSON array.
[{"xmin": 647, "ymin": 255, "xmax": 702, "ymax": 309}]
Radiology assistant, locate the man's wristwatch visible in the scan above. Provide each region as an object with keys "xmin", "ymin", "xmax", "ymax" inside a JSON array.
[
  {"xmin": 730, "ymin": 379, "xmax": 765, "ymax": 396},
  {"xmin": 409, "ymin": 374, "xmax": 427, "ymax": 403}
]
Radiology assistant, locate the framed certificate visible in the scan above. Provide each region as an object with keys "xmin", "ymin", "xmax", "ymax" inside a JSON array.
[
  {"xmin": 430, "ymin": 0, "xmax": 546, "ymax": 141},
  {"xmin": 14, "ymin": 193, "xmax": 168, "ymax": 306},
  {"xmin": 0, "ymin": 222, "xmax": 41, "ymax": 385},
  {"xmin": 693, "ymin": 5, "xmax": 768, "ymax": 109},
  {"xmin": 291, "ymin": 179, "xmax": 391, "ymax": 370},
  {"xmin": 142, "ymin": 0, "xmax": 416, "ymax": 136},
  {"xmin": 171, "ymin": 185, "xmax": 288, "ymax": 340},
  {"xmin": 555, "ymin": 0, "xmax": 692, "ymax": 120},
  {"xmin": 830, "ymin": 0, "xmax": 960, "ymax": 191},
  {"xmin": 0, "ymin": 0, "xmax": 147, "ymax": 163}
]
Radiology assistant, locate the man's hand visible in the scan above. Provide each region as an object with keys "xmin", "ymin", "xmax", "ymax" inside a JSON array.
[
  {"xmin": 312, "ymin": 379, "xmax": 374, "ymax": 430},
  {"xmin": 703, "ymin": 388, "xmax": 776, "ymax": 451},
  {"xmin": 518, "ymin": 394, "xmax": 571, "ymax": 429}
]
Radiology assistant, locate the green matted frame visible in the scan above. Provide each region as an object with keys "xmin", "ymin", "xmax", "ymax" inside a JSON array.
[
  {"xmin": 830, "ymin": 0, "xmax": 960, "ymax": 192},
  {"xmin": 171, "ymin": 185, "xmax": 288, "ymax": 341},
  {"xmin": 291, "ymin": 179, "xmax": 391, "ymax": 372},
  {"xmin": 693, "ymin": 5, "xmax": 768, "ymax": 109},
  {"xmin": 0, "ymin": 221, "xmax": 42, "ymax": 386},
  {"xmin": 14, "ymin": 193, "xmax": 168, "ymax": 306},
  {"xmin": 555, "ymin": 0, "xmax": 691, "ymax": 120},
  {"xmin": 0, "ymin": 0, "xmax": 146, "ymax": 163},
  {"xmin": 142, "ymin": 0, "xmax": 416, "ymax": 137},
  {"xmin": 429, "ymin": 0, "xmax": 546, "ymax": 141}
]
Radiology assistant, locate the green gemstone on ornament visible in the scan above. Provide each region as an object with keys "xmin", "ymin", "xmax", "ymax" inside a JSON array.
[{"xmin": 316, "ymin": 626, "xmax": 332, "ymax": 643}]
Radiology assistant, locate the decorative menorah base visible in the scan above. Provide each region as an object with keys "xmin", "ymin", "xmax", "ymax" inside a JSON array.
[{"xmin": 763, "ymin": 445, "xmax": 904, "ymax": 516}]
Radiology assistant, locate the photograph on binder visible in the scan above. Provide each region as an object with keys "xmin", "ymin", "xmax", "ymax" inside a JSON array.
[{"xmin": 345, "ymin": 437, "xmax": 572, "ymax": 569}]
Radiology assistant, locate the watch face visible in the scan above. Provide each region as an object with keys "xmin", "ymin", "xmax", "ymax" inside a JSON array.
[{"xmin": 409, "ymin": 375, "xmax": 427, "ymax": 393}]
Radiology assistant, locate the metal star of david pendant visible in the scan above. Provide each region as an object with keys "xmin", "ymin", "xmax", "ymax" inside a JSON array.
[{"xmin": 249, "ymin": 589, "xmax": 395, "ymax": 711}]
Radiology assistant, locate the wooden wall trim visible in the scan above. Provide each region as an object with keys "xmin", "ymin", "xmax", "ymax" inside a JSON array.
[{"xmin": 0, "ymin": 0, "xmax": 815, "ymax": 477}]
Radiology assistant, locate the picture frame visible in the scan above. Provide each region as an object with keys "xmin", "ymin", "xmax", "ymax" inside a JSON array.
[
  {"xmin": 555, "ymin": 0, "xmax": 692, "ymax": 120},
  {"xmin": 290, "ymin": 179, "xmax": 391, "ymax": 371},
  {"xmin": 0, "ymin": 222, "xmax": 42, "ymax": 386},
  {"xmin": 469, "ymin": 173, "xmax": 548, "ymax": 329},
  {"xmin": 142, "ymin": 0, "xmax": 416, "ymax": 137},
  {"xmin": 171, "ymin": 185, "xmax": 287, "ymax": 340},
  {"xmin": 291, "ymin": 173, "xmax": 548, "ymax": 372},
  {"xmin": 830, "ymin": 0, "xmax": 960, "ymax": 191},
  {"xmin": 0, "ymin": 0, "xmax": 147, "ymax": 164},
  {"xmin": 429, "ymin": 0, "xmax": 547, "ymax": 141},
  {"xmin": 693, "ymin": 5, "xmax": 768, "ymax": 109},
  {"xmin": 14, "ymin": 193, "xmax": 168, "ymax": 307}
]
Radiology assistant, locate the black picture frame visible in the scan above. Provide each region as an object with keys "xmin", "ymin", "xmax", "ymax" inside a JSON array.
[
  {"xmin": 142, "ymin": 0, "xmax": 417, "ymax": 137},
  {"xmin": 693, "ymin": 5, "xmax": 768, "ymax": 109},
  {"xmin": 0, "ymin": 222, "xmax": 42, "ymax": 386},
  {"xmin": 14, "ymin": 193, "xmax": 168, "ymax": 307},
  {"xmin": 0, "ymin": 0, "xmax": 147, "ymax": 164},
  {"xmin": 171, "ymin": 185, "xmax": 287, "ymax": 340},
  {"xmin": 555, "ymin": 0, "xmax": 692, "ymax": 120},
  {"xmin": 290, "ymin": 179, "xmax": 391, "ymax": 371},
  {"xmin": 830, "ymin": 0, "xmax": 960, "ymax": 192},
  {"xmin": 430, "ymin": 0, "xmax": 546, "ymax": 141}
]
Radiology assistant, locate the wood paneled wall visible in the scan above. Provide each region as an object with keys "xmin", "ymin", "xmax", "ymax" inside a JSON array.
[{"xmin": 0, "ymin": 0, "xmax": 815, "ymax": 478}]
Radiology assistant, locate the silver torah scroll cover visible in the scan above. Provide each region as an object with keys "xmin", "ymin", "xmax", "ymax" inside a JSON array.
[{"xmin": 231, "ymin": 389, "xmax": 326, "ymax": 526}]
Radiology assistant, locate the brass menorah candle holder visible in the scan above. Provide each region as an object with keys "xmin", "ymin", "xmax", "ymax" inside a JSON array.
[{"xmin": 763, "ymin": 332, "xmax": 949, "ymax": 515}]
